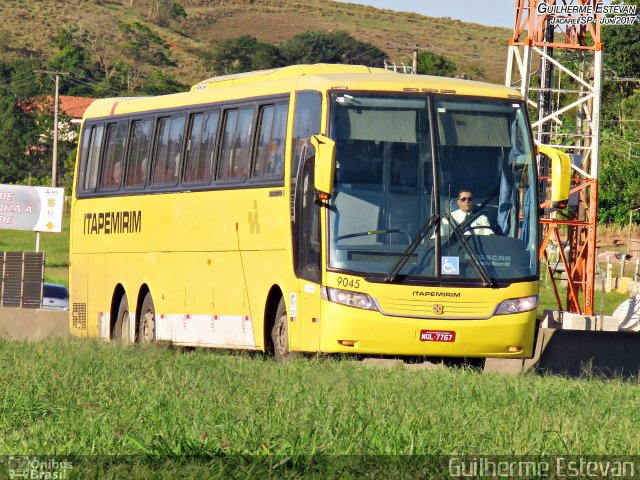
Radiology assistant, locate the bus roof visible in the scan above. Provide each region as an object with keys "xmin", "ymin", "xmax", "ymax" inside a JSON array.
[
  {"xmin": 191, "ymin": 63, "xmax": 390, "ymax": 91},
  {"xmin": 82, "ymin": 64, "xmax": 522, "ymax": 120}
]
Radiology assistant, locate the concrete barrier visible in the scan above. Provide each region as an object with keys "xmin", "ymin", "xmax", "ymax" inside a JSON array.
[
  {"xmin": 485, "ymin": 327, "xmax": 640, "ymax": 379},
  {"xmin": 0, "ymin": 307, "xmax": 70, "ymax": 341}
]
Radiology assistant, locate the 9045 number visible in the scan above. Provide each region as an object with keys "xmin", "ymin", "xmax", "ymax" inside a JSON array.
[{"xmin": 336, "ymin": 277, "xmax": 360, "ymax": 289}]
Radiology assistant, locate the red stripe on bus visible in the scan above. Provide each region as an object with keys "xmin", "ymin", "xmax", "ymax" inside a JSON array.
[{"xmin": 110, "ymin": 101, "xmax": 119, "ymax": 115}]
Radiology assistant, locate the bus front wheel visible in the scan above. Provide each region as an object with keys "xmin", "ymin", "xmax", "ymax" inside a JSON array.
[
  {"xmin": 114, "ymin": 294, "xmax": 133, "ymax": 344},
  {"xmin": 271, "ymin": 297, "xmax": 290, "ymax": 362},
  {"xmin": 139, "ymin": 292, "xmax": 156, "ymax": 344}
]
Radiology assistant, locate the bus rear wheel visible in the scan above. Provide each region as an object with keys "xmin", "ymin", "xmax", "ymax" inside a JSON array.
[
  {"xmin": 271, "ymin": 297, "xmax": 290, "ymax": 362},
  {"xmin": 138, "ymin": 292, "xmax": 156, "ymax": 344},
  {"xmin": 114, "ymin": 294, "xmax": 133, "ymax": 344}
]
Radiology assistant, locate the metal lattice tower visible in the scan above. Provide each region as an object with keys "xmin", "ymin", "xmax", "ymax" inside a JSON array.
[{"xmin": 505, "ymin": 0, "xmax": 603, "ymax": 315}]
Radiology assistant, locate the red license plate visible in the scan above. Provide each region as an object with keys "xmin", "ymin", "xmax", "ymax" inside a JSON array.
[{"xmin": 420, "ymin": 330, "xmax": 456, "ymax": 342}]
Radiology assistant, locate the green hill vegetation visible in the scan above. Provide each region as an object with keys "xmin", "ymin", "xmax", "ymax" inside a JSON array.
[{"xmin": 0, "ymin": 0, "xmax": 508, "ymax": 85}]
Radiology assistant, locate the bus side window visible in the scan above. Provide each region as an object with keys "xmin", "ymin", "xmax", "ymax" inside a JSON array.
[
  {"xmin": 291, "ymin": 91, "xmax": 321, "ymax": 218},
  {"xmin": 184, "ymin": 110, "xmax": 220, "ymax": 184},
  {"xmin": 125, "ymin": 118, "xmax": 153, "ymax": 188},
  {"xmin": 219, "ymin": 108, "xmax": 254, "ymax": 180},
  {"xmin": 253, "ymin": 103, "xmax": 287, "ymax": 179},
  {"xmin": 295, "ymin": 156, "xmax": 321, "ymax": 283},
  {"xmin": 100, "ymin": 122, "xmax": 128, "ymax": 190},
  {"xmin": 80, "ymin": 124, "xmax": 104, "ymax": 193},
  {"xmin": 152, "ymin": 115, "xmax": 185, "ymax": 186},
  {"xmin": 77, "ymin": 125, "xmax": 93, "ymax": 193}
]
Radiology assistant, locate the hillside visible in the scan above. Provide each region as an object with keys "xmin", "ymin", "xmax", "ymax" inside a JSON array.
[{"xmin": 0, "ymin": 0, "xmax": 511, "ymax": 87}]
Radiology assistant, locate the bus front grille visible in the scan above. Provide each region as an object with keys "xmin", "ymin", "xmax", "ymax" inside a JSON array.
[{"xmin": 376, "ymin": 298, "xmax": 496, "ymax": 319}]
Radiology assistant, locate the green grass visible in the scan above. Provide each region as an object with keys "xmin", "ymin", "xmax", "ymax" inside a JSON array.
[
  {"xmin": 538, "ymin": 270, "xmax": 629, "ymax": 316},
  {"xmin": 0, "ymin": 215, "xmax": 69, "ymax": 286},
  {"xmin": 0, "ymin": 339, "xmax": 639, "ymax": 476}
]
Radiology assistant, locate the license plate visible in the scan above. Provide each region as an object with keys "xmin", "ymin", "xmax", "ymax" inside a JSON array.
[{"xmin": 420, "ymin": 330, "xmax": 456, "ymax": 342}]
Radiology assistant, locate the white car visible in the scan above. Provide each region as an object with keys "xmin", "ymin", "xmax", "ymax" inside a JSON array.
[{"xmin": 42, "ymin": 283, "xmax": 69, "ymax": 310}]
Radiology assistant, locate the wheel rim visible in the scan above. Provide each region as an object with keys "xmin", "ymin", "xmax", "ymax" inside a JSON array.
[
  {"xmin": 121, "ymin": 309, "xmax": 130, "ymax": 343},
  {"xmin": 275, "ymin": 314, "xmax": 287, "ymax": 356},
  {"xmin": 141, "ymin": 309, "xmax": 154, "ymax": 343}
]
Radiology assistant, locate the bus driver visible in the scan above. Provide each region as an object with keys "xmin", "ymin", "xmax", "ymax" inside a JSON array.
[{"xmin": 442, "ymin": 189, "xmax": 493, "ymax": 236}]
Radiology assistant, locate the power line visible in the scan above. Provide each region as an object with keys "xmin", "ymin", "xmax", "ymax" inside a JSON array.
[
  {"xmin": 345, "ymin": 45, "xmax": 383, "ymax": 64},
  {"xmin": 0, "ymin": 71, "xmax": 39, "ymax": 87},
  {"xmin": 605, "ymin": 76, "xmax": 640, "ymax": 82},
  {"xmin": 66, "ymin": 75, "xmax": 124, "ymax": 96}
]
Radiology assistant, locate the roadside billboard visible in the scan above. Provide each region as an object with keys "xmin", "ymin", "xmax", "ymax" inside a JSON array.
[{"xmin": 0, "ymin": 184, "xmax": 65, "ymax": 233}]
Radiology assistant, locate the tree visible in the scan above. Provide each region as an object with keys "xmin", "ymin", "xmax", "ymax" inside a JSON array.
[
  {"xmin": 140, "ymin": 69, "xmax": 184, "ymax": 95},
  {"xmin": 0, "ymin": 61, "xmax": 50, "ymax": 183},
  {"xmin": 202, "ymin": 35, "xmax": 285, "ymax": 75},
  {"xmin": 465, "ymin": 64, "xmax": 486, "ymax": 80},
  {"xmin": 598, "ymin": 130, "xmax": 640, "ymax": 225},
  {"xmin": 119, "ymin": 22, "xmax": 175, "ymax": 68},
  {"xmin": 281, "ymin": 31, "xmax": 386, "ymax": 67},
  {"xmin": 621, "ymin": 89, "xmax": 640, "ymax": 134},
  {"xmin": 148, "ymin": 0, "xmax": 187, "ymax": 26},
  {"xmin": 48, "ymin": 26, "xmax": 97, "ymax": 96},
  {"xmin": 416, "ymin": 51, "xmax": 457, "ymax": 77},
  {"xmin": 601, "ymin": 0, "xmax": 640, "ymax": 96},
  {"xmin": 596, "ymin": 0, "xmax": 640, "ymax": 224}
]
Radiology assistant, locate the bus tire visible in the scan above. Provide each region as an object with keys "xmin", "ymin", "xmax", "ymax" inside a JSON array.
[
  {"xmin": 271, "ymin": 297, "xmax": 290, "ymax": 362},
  {"xmin": 139, "ymin": 292, "xmax": 156, "ymax": 344},
  {"xmin": 114, "ymin": 294, "xmax": 133, "ymax": 344}
]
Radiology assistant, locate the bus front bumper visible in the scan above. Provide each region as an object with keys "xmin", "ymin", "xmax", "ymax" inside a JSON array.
[{"xmin": 316, "ymin": 302, "xmax": 536, "ymax": 358}]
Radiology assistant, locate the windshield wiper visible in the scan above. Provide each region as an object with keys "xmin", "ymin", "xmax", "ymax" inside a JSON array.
[
  {"xmin": 385, "ymin": 214, "xmax": 440, "ymax": 283},
  {"xmin": 445, "ymin": 212, "xmax": 496, "ymax": 287}
]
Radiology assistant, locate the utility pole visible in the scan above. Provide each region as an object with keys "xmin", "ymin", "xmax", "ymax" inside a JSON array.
[
  {"xmin": 33, "ymin": 70, "xmax": 67, "ymax": 253},
  {"xmin": 52, "ymin": 73, "xmax": 60, "ymax": 188},
  {"xmin": 387, "ymin": 43, "xmax": 421, "ymax": 74},
  {"xmin": 33, "ymin": 70, "xmax": 68, "ymax": 187}
]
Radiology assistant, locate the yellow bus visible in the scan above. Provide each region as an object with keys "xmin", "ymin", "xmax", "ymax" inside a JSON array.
[{"xmin": 69, "ymin": 64, "xmax": 569, "ymax": 361}]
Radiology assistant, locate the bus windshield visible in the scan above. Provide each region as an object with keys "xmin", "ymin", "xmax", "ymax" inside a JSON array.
[{"xmin": 328, "ymin": 93, "xmax": 537, "ymax": 284}]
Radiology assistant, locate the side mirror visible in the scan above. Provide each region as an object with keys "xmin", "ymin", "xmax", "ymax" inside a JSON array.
[
  {"xmin": 310, "ymin": 134, "xmax": 336, "ymax": 196},
  {"xmin": 537, "ymin": 145, "xmax": 571, "ymax": 209}
]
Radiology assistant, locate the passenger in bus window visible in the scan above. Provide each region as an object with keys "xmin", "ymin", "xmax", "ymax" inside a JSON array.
[
  {"xmin": 111, "ymin": 161, "xmax": 123, "ymax": 187},
  {"xmin": 140, "ymin": 157, "xmax": 148, "ymax": 183},
  {"xmin": 266, "ymin": 141, "xmax": 284, "ymax": 176},
  {"xmin": 166, "ymin": 153, "xmax": 180, "ymax": 183}
]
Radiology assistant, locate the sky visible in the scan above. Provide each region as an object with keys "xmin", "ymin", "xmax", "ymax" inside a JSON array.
[{"xmin": 335, "ymin": 0, "xmax": 517, "ymax": 28}]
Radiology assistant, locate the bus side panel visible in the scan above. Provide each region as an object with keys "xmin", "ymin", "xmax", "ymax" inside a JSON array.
[
  {"xmin": 234, "ymin": 187, "xmax": 292, "ymax": 351},
  {"xmin": 87, "ymin": 254, "xmax": 106, "ymax": 339},
  {"xmin": 242, "ymin": 249, "xmax": 293, "ymax": 350},
  {"xmin": 69, "ymin": 253, "xmax": 88, "ymax": 337},
  {"xmin": 144, "ymin": 250, "xmax": 253, "ymax": 347}
]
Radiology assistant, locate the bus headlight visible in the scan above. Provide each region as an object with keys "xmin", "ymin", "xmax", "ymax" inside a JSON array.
[
  {"xmin": 326, "ymin": 288, "xmax": 377, "ymax": 311},
  {"xmin": 495, "ymin": 296, "xmax": 539, "ymax": 315}
]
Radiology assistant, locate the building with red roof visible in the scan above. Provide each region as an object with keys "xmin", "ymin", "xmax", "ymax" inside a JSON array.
[{"xmin": 59, "ymin": 96, "xmax": 95, "ymax": 125}]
